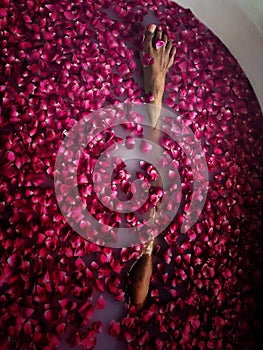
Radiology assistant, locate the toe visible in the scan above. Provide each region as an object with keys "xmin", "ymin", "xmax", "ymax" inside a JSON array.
[
  {"xmin": 168, "ymin": 46, "xmax": 176, "ymax": 69},
  {"xmin": 155, "ymin": 25, "xmax": 163, "ymax": 41},
  {"xmin": 166, "ymin": 40, "xmax": 173, "ymax": 51},
  {"xmin": 170, "ymin": 46, "xmax": 176, "ymax": 58},
  {"xmin": 163, "ymin": 32, "xmax": 168, "ymax": 45},
  {"xmin": 143, "ymin": 24, "xmax": 156, "ymax": 51}
]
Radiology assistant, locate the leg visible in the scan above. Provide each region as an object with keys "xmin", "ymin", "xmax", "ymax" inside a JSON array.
[
  {"xmin": 127, "ymin": 25, "xmax": 176, "ymax": 312},
  {"xmin": 141, "ymin": 23, "xmax": 176, "ymax": 187},
  {"xmin": 127, "ymin": 240, "xmax": 154, "ymax": 312}
]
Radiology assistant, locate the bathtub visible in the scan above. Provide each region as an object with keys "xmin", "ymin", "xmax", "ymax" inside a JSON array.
[{"xmin": 176, "ymin": 0, "xmax": 263, "ymax": 112}]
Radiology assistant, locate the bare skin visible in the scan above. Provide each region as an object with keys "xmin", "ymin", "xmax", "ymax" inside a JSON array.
[
  {"xmin": 140, "ymin": 23, "xmax": 176, "ymax": 129},
  {"xmin": 127, "ymin": 25, "xmax": 176, "ymax": 312},
  {"xmin": 141, "ymin": 24, "xmax": 176, "ymax": 189},
  {"xmin": 127, "ymin": 239, "xmax": 154, "ymax": 311}
]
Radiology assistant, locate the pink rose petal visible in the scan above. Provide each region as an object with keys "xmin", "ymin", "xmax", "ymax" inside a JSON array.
[
  {"xmin": 155, "ymin": 40, "xmax": 165, "ymax": 49},
  {"xmin": 95, "ymin": 295, "xmax": 106, "ymax": 310},
  {"xmin": 142, "ymin": 52, "xmax": 154, "ymax": 66}
]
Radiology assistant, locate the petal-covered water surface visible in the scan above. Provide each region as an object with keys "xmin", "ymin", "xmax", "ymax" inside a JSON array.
[{"xmin": 0, "ymin": 0, "xmax": 263, "ymax": 349}]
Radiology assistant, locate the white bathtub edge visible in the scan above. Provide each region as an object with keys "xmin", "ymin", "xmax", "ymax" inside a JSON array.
[{"xmin": 174, "ymin": 0, "xmax": 263, "ymax": 113}]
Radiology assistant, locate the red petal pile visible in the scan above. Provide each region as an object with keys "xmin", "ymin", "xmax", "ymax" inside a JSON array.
[{"xmin": 1, "ymin": 0, "xmax": 263, "ymax": 349}]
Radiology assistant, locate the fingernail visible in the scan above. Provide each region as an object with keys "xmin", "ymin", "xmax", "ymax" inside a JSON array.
[
  {"xmin": 148, "ymin": 24, "xmax": 156, "ymax": 34},
  {"xmin": 158, "ymin": 25, "xmax": 162, "ymax": 31}
]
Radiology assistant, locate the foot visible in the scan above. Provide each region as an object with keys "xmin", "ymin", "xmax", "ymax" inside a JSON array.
[{"xmin": 140, "ymin": 24, "xmax": 176, "ymax": 127}]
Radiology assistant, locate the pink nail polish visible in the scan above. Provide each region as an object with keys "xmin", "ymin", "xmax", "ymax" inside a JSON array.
[
  {"xmin": 148, "ymin": 24, "xmax": 156, "ymax": 34},
  {"xmin": 158, "ymin": 25, "xmax": 162, "ymax": 31}
]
